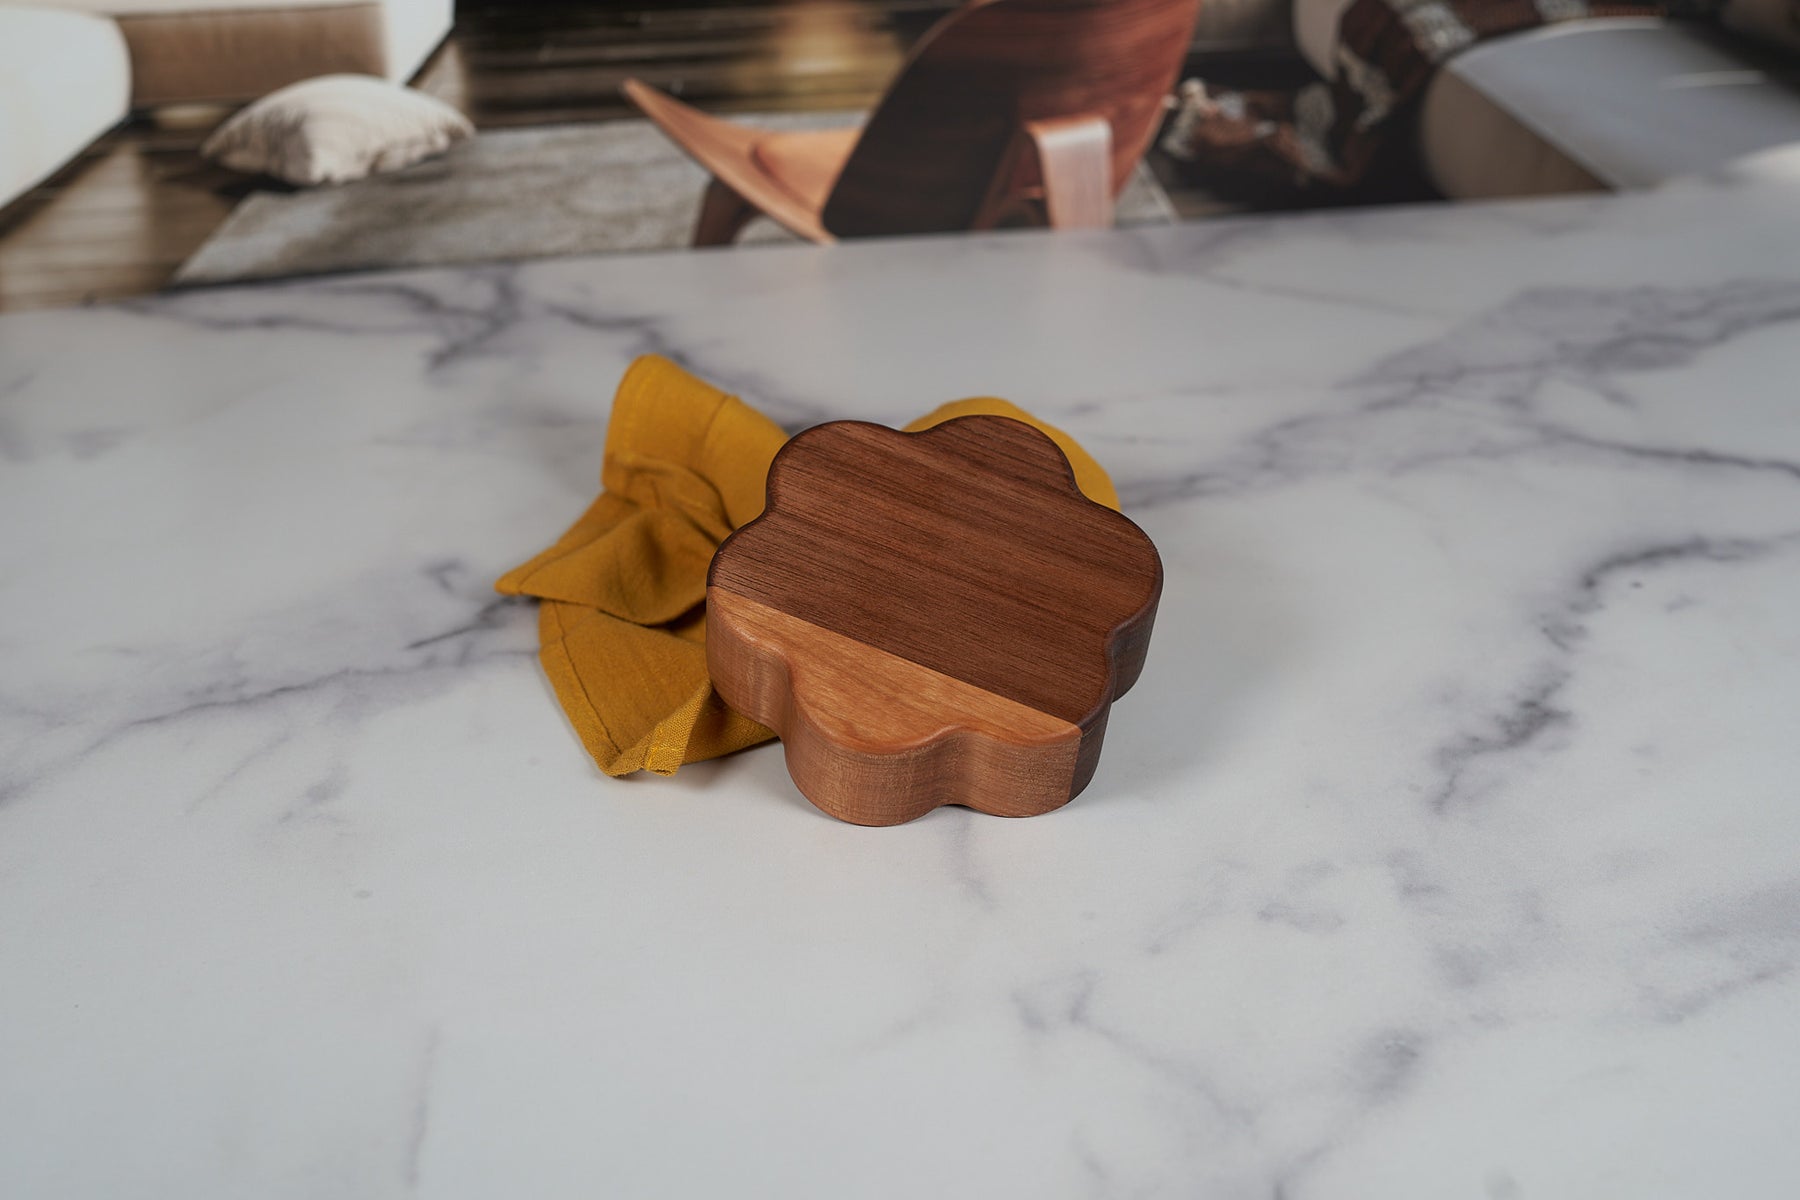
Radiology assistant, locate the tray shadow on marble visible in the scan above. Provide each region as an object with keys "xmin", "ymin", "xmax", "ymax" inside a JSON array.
[{"xmin": 673, "ymin": 522, "xmax": 1296, "ymax": 822}]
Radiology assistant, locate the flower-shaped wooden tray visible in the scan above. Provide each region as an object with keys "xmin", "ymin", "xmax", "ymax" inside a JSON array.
[{"xmin": 707, "ymin": 415, "xmax": 1162, "ymax": 825}]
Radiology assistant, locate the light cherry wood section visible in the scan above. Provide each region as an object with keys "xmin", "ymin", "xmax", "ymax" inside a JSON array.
[
  {"xmin": 623, "ymin": 0, "xmax": 1203, "ymax": 244},
  {"xmin": 707, "ymin": 415, "xmax": 1162, "ymax": 826},
  {"xmin": 707, "ymin": 591, "xmax": 1082, "ymax": 825}
]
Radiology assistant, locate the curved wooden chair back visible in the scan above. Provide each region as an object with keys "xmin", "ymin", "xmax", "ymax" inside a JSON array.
[{"xmin": 822, "ymin": 0, "xmax": 1203, "ymax": 238}]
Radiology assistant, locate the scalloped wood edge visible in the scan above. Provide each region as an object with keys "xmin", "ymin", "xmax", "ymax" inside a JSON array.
[
  {"xmin": 707, "ymin": 590, "xmax": 1084, "ymax": 825},
  {"xmin": 704, "ymin": 416, "xmax": 1161, "ymax": 826}
]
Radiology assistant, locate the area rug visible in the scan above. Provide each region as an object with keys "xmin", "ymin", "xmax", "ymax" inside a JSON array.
[{"xmin": 175, "ymin": 111, "xmax": 1179, "ymax": 287}]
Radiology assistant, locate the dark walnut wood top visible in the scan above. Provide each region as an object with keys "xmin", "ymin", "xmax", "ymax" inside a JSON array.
[{"xmin": 707, "ymin": 415, "xmax": 1162, "ymax": 826}]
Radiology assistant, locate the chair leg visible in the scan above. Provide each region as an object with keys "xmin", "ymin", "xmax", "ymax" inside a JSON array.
[
  {"xmin": 971, "ymin": 115, "xmax": 1116, "ymax": 232},
  {"xmin": 693, "ymin": 177, "xmax": 756, "ymax": 247},
  {"xmin": 1025, "ymin": 116, "xmax": 1114, "ymax": 230}
]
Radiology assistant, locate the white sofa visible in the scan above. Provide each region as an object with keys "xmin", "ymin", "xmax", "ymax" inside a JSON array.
[
  {"xmin": 0, "ymin": 0, "xmax": 450, "ymax": 208},
  {"xmin": 0, "ymin": 7, "xmax": 130, "ymax": 208},
  {"xmin": 11, "ymin": 0, "xmax": 453, "ymax": 106},
  {"xmin": 1294, "ymin": 0, "xmax": 1800, "ymax": 197}
]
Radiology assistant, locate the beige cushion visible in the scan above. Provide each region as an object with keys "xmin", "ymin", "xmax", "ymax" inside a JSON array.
[
  {"xmin": 120, "ymin": 6, "xmax": 387, "ymax": 105},
  {"xmin": 1, "ymin": 0, "xmax": 453, "ymax": 105},
  {"xmin": 8, "ymin": 0, "xmax": 362, "ymax": 12},
  {"xmin": 0, "ymin": 7, "xmax": 130, "ymax": 208},
  {"xmin": 1293, "ymin": 0, "xmax": 1354, "ymax": 76},
  {"xmin": 1424, "ymin": 18, "xmax": 1800, "ymax": 195},
  {"xmin": 201, "ymin": 74, "xmax": 472, "ymax": 186},
  {"xmin": 1420, "ymin": 67, "xmax": 1605, "ymax": 199}
]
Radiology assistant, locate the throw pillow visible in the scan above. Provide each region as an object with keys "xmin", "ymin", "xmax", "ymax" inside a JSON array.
[{"xmin": 201, "ymin": 74, "xmax": 474, "ymax": 187}]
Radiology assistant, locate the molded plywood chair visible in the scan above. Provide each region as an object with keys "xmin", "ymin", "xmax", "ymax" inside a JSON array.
[{"xmin": 621, "ymin": 0, "xmax": 1204, "ymax": 246}]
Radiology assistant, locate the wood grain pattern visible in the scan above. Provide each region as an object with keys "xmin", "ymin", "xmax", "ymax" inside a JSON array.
[
  {"xmin": 708, "ymin": 591, "xmax": 1082, "ymax": 825},
  {"xmin": 824, "ymin": 0, "xmax": 1202, "ymax": 237},
  {"xmin": 624, "ymin": 0, "xmax": 1204, "ymax": 244},
  {"xmin": 707, "ymin": 415, "xmax": 1162, "ymax": 825},
  {"xmin": 620, "ymin": 78, "xmax": 836, "ymax": 243}
]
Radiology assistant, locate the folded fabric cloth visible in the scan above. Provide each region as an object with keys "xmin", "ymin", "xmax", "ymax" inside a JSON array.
[{"xmin": 496, "ymin": 355, "xmax": 1122, "ymax": 778}]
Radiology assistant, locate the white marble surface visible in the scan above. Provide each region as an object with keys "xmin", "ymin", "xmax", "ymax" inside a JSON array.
[{"xmin": 3, "ymin": 176, "xmax": 1800, "ymax": 1199}]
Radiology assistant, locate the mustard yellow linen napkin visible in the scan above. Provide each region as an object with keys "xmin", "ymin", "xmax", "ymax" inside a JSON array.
[{"xmin": 496, "ymin": 355, "xmax": 1121, "ymax": 777}]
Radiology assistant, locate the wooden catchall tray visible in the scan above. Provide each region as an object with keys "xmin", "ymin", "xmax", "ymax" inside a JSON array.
[{"xmin": 707, "ymin": 415, "xmax": 1162, "ymax": 826}]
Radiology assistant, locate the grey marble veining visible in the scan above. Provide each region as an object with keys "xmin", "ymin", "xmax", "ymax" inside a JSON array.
[{"xmin": 2, "ymin": 176, "xmax": 1799, "ymax": 1198}]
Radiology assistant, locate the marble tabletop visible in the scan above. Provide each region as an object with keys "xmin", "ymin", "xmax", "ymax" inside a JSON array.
[{"xmin": 3, "ymin": 171, "xmax": 1799, "ymax": 1199}]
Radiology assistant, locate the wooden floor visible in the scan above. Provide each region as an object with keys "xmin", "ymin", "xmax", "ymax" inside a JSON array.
[{"xmin": 0, "ymin": 0, "xmax": 1314, "ymax": 313}]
